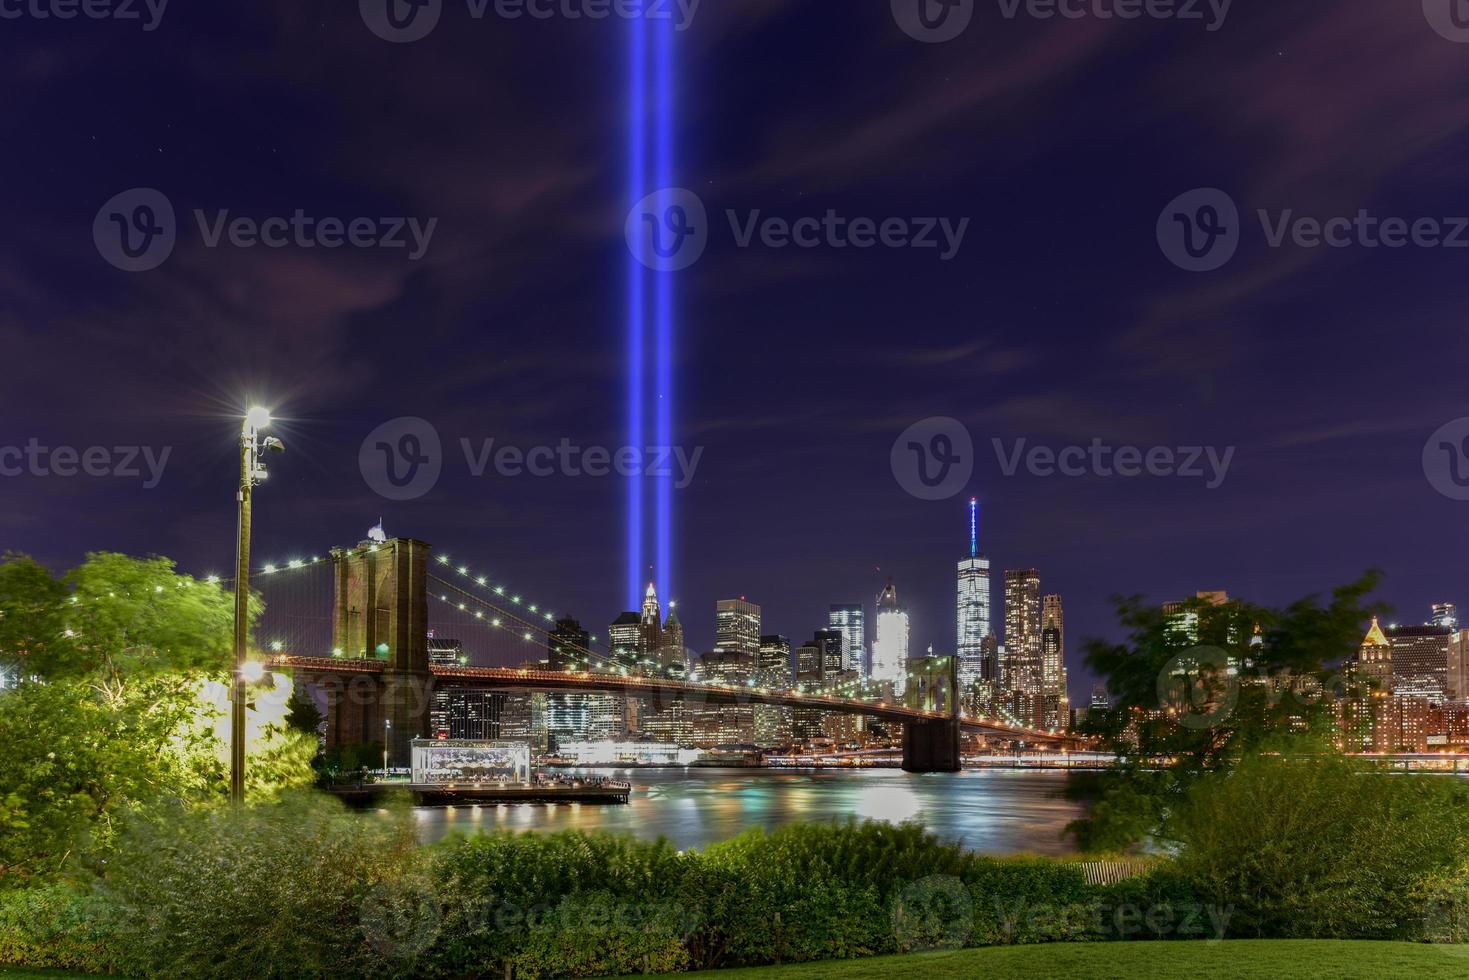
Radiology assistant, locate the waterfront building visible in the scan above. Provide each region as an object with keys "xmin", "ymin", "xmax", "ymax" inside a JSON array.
[
  {"xmin": 1356, "ymin": 617, "xmax": 1393, "ymax": 691},
  {"xmin": 956, "ymin": 498, "xmax": 994, "ymax": 691},
  {"xmin": 828, "ymin": 604, "xmax": 867, "ymax": 677},
  {"xmin": 427, "ymin": 635, "xmax": 464, "ymax": 738},
  {"xmin": 1002, "ymin": 569, "xmax": 1042, "ymax": 696},
  {"xmin": 872, "ymin": 579, "xmax": 910, "ymax": 696},
  {"xmin": 1041, "ymin": 593, "xmax": 1068, "ymax": 729},
  {"xmin": 1387, "ymin": 621, "xmax": 1452, "ymax": 703},
  {"xmin": 1450, "ymin": 629, "xmax": 1469, "ymax": 702}
]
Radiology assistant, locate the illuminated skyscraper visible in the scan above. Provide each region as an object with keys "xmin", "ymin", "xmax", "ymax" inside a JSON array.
[
  {"xmin": 715, "ymin": 598, "xmax": 762, "ymax": 659},
  {"xmin": 956, "ymin": 498, "xmax": 993, "ymax": 690},
  {"xmin": 1041, "ymin": 594, "xmax": 1068, "ymax": 729},
  {"xmin": 545, "ymin": 618, "xmax": 625, "ymax": 744},
  {"xmin": 1387, "ymin": 620, "xmax": 1452, "ymax": 703},
  {"xmin": 1002, "ymin": 569, "xmax": 1042, "ymax": 695},
  {"xmin": 1433, "ymin": 602, "xmax": 1459, "ymax": 629},
  {"xmin": 1356, "ymin": 616, "xmax": 1393, "ymax": 690},
  {"xmin": 873, "ymin": 579, "xmax": 910, "ymax": 695},
  {"xmin": 828, "ymin": 604, "xmax": 867, "ymax": 677}
]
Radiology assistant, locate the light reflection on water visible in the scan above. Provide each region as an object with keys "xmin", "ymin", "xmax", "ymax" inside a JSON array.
[{"xmin": 411, "ymin": 768, "xmax": 1086, "ymax": 855}]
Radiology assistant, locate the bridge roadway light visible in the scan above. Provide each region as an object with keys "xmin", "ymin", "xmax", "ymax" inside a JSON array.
[{"xmin": 230, "ymin": 405, "xmax": 284, "ymax": 804}]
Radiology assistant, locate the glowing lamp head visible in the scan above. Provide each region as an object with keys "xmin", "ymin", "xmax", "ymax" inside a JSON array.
[
  {"xmin": 240, "ymin": 661, "xmax": 266, "ymax": 683},
  {"xmin": 245, "ymin": 407, "xmax": 272, "ymax": 431}
]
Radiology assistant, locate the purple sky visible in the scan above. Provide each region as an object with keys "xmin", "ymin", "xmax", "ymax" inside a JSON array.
[{"xmin": 5, "ymin": 2, "xmax": 1469, "ymax": 699}]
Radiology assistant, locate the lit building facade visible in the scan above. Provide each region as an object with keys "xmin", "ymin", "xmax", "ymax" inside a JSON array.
[
  {"xmin": 872, "ymin": 579, "xmax": 910, "ymax": 696},
  {"xmin": 828, "ymin": 604, "xmax": 867, "ymax": 677},
  {"xmin": 1002, "ymin": 569, "xmax": 1042, "ymax": 696},
  {"xmin": 956, "ymin": 498, "xmax": 993, "ymax": 691},
  {"xmin": 1041, "ymin": 594, "xmax": 1068, "ymax": 730},
  {"xmin": 1387, "ymin": 622, "xmax": 1452, "ymax": 704}
]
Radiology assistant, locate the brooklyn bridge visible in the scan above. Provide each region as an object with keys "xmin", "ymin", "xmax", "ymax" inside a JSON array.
[{"xmin": 258, "ymin": 536, "xmax": 1079, "ymax": 773}]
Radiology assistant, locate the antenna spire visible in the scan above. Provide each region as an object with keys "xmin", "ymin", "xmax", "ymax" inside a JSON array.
[{"xmin": 969, "ymin": 497, "xmax": 978, "ymax": 558}]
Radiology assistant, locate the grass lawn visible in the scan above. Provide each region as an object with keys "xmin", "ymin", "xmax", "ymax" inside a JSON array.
[{"xmin": 654, "ymin": 940, "xmax": 1469, "ymax": 979}]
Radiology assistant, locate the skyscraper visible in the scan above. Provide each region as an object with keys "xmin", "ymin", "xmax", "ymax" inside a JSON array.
[
  {"xmin": 828, "ymin": 604, "xmax": 867, "ymax": 677},
  {"xmin": 1002, "ymin": 569, "xmax": 1042, "ymax": 695},
  {"xmin": 873, "ymin": 579, "xmax": 910, "ymax": 695},
  {"xmin": 956, "ymin": 498, "xmax": 993, "ymax": 690},
  {"xmin": 1387, "ymin": 620, "xmax": 1452, "ymax": 703},
  {"xmin": 1356, "ymin": 616, "xmax": 1393, "ymax": 690},
  {"xmin": 545, "ymin": 618, "xmax": 625, "ymax": 744},
  {"xmin": 715, "ymin": 598, "xmax": 762, "ymax": 660},
  {"xmin": 1040, "ymin": 594, "xmax": 1067, "ymax": 729},
  {"xmin": 427, "ymin": 635, "xmax": 464, "ymax": 739},
  {"xmin": 1433, "ymin": 603, "xmax": 1459, "ymax": 629}
]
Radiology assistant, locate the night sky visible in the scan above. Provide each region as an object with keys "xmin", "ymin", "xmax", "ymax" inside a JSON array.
[{"xmin": 6, "ymin": 1, "xmax": 1469, "ymax": 699}]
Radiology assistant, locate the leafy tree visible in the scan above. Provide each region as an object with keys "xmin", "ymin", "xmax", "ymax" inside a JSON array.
[
  {"xmin": 1068, "ymin": 573, "xmax": 1385, "ymax": 850},
  {"xmin": 0, "ymin": 552, "xmax": 312, "ymax": 887}
]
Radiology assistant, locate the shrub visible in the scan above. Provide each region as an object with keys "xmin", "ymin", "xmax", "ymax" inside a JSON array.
[
  {"xmin": 0, "ymin": 882, "xmax": 120, "ymax": 974},
  {"xmin": 425, "ymin": 829, "xmax": 686, "ymax": 977},
  {"xmin": 1170, "ymin": 752, "xmax": 1469, "ymax": 939},
  {"xmin": 101, "ymin": 793, "xmax": 425, "ymax": 978}
]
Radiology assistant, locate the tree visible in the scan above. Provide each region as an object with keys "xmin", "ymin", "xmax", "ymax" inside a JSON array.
[
  {"xmin": 1067, "ymin": 573, "xmax": 1385, "ymax": 850},
  {"xmin": 0, "ymin": 553, "xmax": 312, "ymax": 887}
]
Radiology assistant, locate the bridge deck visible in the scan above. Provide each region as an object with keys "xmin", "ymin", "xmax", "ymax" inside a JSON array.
[{"xmin": 268, "ymin": 655, "xmax": 1073, "ymax": 744}]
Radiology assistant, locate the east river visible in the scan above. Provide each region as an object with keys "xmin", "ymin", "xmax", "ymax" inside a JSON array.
[{"xmin": 411, "ymin": 768, "xmax": 1087, "ymax": 855}]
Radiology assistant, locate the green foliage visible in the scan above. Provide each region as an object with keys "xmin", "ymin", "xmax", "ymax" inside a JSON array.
[
  {"xmin": 1073, "ymin": 575, "xmax": 1384, "ymax": 849},
  {"xmin": 1170, "ymin": 752, "xmax": 1469, "ymax": 939},
  {"xmin": 101, "ymin": 793, "xmax": 423, "ymax": 979},
  {"xmin": 0, "ymin": 675, "xmax": 220, "ymax": 885},
  {"xmin": 0, "ymin": 552, "xmax": 314, "ymax": 887},
  {"xmin": 0, "ymin": 883, "xmax": 119, "ymax": 974},
  {"xmin": 0, "ymin": 552, "xmax": 241, "ymax": 688},
  {"xmin": 427, "ymin": 828, "xmax": 686, "ymax": 976},
  {"xmin": 506, "ymin": 891, "xmax": 691, "ymax": 979}
]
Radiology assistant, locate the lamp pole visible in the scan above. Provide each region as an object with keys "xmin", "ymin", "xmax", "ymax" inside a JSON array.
[
  {"xmin": 383, "ymin": 718, "xmax": 392, "ymax": 782},
  {"xmin": 230, "ymin": 407, "xmax": 282, "ymax": 804}
]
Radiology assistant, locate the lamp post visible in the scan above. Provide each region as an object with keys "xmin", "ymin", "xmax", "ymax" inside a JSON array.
[
  {"xmin": 230, "ymin": 407, "xmax": 284, "ymax": 804},
  {"xmin": 383, "ymin": 718, "xmax": 392, "ymax": 783}
]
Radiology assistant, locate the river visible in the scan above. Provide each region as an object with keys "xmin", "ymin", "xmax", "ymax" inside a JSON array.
[{"xmin": 411, "ymin": 768, "xmax": 1086, "ymax": 855}]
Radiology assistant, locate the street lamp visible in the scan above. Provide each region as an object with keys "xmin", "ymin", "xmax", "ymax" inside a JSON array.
[
  {"xmin": 383, "ymin": 718, "xmax": 392, "ymax": 783},
  {"xmin": 230, "ymin": 406, "xmax": 284, "ymax": 803}
]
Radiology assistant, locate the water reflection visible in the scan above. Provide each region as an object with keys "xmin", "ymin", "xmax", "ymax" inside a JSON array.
[{"xmin": 412, "ymin": 768, "xmax": 1085, "ymax": 855}]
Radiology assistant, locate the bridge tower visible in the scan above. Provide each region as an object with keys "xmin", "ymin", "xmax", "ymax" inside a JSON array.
[
  {"xmin": 327, "ymin": 537, "xmax": 431, "ymax": 766},
  {"xmin": 901, "ymin": 654, "xmax": 962, "ymax": 773}
]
